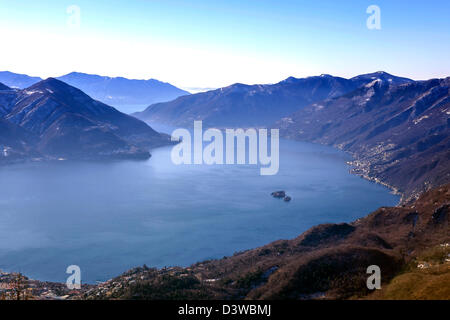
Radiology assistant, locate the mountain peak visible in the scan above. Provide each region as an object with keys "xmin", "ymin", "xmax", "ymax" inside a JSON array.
[
  {"xmin": 27, "ymin": 77, "xmax": 79, "ymax": 92},
  {"xmin": 1, "ymin": 76, "xmax": 171, "ymax": 160},
  {"xmin": 0, "ymin": 82, "xmax": 11, "ymax": 91},
  {"xmin": 281, "ymin": 74, "xmax": 344, "ymax": 85},
  {"xmin": 351, "ymin": 71, "xmax": 413, "ymax": 85},
  {"xmin": 281, "ymin": 76, "xmax": 299, "ymax": 83},
  {"xmin": 62, "ymin": 71, "xmax": 108, "ymax": 81}
]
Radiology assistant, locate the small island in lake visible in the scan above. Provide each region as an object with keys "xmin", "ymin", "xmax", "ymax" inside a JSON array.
[
  {"xmin": 271, "ymin": 191, "xmax": 286, "ymax": 198},
  {"xmin": 271, "ymin": 191, "xmax": 292, "ymax": 202}
]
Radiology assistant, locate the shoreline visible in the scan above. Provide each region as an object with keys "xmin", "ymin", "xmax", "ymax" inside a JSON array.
[
  {"xmin": 3, "ymin": 183, "xmax": 444, "ymax": 300},
  {"xmin": 346, "ymin": 158, "xmax": 404, "ymax": 206},
  {"xmin": 0, "ymin": 139, "xmax": 405, "ymax": 289}
]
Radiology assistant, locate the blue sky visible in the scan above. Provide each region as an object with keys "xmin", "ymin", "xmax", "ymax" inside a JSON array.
[{"xmin": 0, "ymin": 0, "xmax": 449, "ymax": 89}]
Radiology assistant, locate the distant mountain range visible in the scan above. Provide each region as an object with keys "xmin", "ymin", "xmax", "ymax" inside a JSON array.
[
  {"xmin": 1, "ymin": 70, "xmax": 449, "ymax": 204},
  {"xmin": 57, "ymin": 72, "xmax": 190, "ymax": 113},
  {"xmin": 277, "ymin": 77, "xmax": 450, "ymax": 202},
  {"xmin": 0, "ymin": 79, "xmax": 172, "ymax": 163},
  {"xmin": 133, "ymin": 71, "xmax": 413, "ymax": 127},
  {"xmin": 0, "ymin": 71, "xmax": 190, "ymax": 113},
  {"xmin": 0, "ymin": 71, "xmax": 42, "ymax": 89},
  {"xmin": 134, "ymin": 71, "xmax": 450, "ymax": 202}
]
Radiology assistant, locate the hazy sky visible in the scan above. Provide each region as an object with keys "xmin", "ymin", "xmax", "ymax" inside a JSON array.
[{"xmin": 0, "ymin": 0, "xmax": 449, "ymax": 89}]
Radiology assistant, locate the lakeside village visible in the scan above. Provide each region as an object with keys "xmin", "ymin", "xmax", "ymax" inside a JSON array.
[{"xmin": 0, "ymin": 270, "xmax": 87, "ymax": 300}]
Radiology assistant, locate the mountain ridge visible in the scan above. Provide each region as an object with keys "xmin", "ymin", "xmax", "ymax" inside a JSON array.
[
  {"xmin": 0, "ymin": 78, "xmax": 173, "ymax": 162},
  {"xmin": 133, "ymin": 71, "xmax": 414, "ymax": 127},
  {"xmin": 0, "ymin": 71, "xmax": 190, "ymax": 113},
  {"xmin": 0, "ymin": 71, "xmax": 42, "ymax": 88},
  {"xmin": 0, "ymin": 82, "xmax": 11, "ymax": 91},
  {"xmin": 56, "ymin": 72, "xmax": 190, "ymax": 112},
  {"xmin": 277, "ymin": 77, "xmax": 450, "ymax": 202}
]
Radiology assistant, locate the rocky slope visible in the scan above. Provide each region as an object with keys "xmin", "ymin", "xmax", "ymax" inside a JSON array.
[
  {"xmin": 277, "ymin": 77, "xmax": 450, "ymax": 203},
  {"xmin": 0, "ymin": 118, "xmax": 38, "ymax": 163},
  {"xmin": 0, "ymin": 79, "xmax": 172, "ymax": 161},
  {"xmin": 134, "ymin": 72, "xmax": 412, "ymax": 128},
  {"xmin": 0, "ymin": 83, "xmax": 38, "ymax": 163},
  {"xmin": 76, "ymin": 184, "xmax": 449, "ymax": 300}
]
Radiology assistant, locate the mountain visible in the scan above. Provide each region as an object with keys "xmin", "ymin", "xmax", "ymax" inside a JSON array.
[
  {"xmin": 0, "ymin": 82, "xmax": 18, "ymax": 117},
  {"xmin": 277, "ymin": 77, "xmax": 450, "ymax": 202},
  {"xmin": 350, "ymin": 71, "xmax": 414, "ymax": 86},
  {"xmin": 0, "ymin": 71, "xmax": 190, "ymax": 113},
  {"xmin": 0, "ymin": 82, "xmax": 39, "ymax": 163},
  {"xmin": 56, "ymin": 72, "xmax": 190, "ymax": 113},
  {"xmin": 0, "ymin": 78, "xmax": 172, "ymax": 160},
  {"xmin": 0, "ymin": 118, "xmax": 38, "ymax": 163},
  {"xmin": 79, "ymin": 183, "xmax": 449, "ymax": 300},
  {"xmin": 0, "ymin": 82, "xmax": 11, "ymax": 91},
  {"xmin": 0, "ymin": 71, "xmax": 42, "ymax": 88},
  {"xmin": 133, "ymin": 72, "xmax": 413, "ymax": 128}
]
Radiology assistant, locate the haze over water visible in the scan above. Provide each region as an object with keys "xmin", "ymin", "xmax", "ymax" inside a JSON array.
[{"xmin": 0, "ymin": 139, "xmax": 399, "ymax": 283}]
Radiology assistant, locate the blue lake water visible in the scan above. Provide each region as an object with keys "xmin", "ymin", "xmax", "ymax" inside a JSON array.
[{"xmin": 0, "ymin": 139, "xmax": 399, "ymax": 283}]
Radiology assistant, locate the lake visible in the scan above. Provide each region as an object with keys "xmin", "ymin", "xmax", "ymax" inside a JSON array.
[{"xmin": 0, "ymin": 138, "xmax": 399, "ymax": 283}]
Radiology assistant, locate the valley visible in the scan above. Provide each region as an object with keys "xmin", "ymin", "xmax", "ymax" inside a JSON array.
[{"xmin": 0, "ymin": 70, "xmax": 448, "ymax": 300}]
